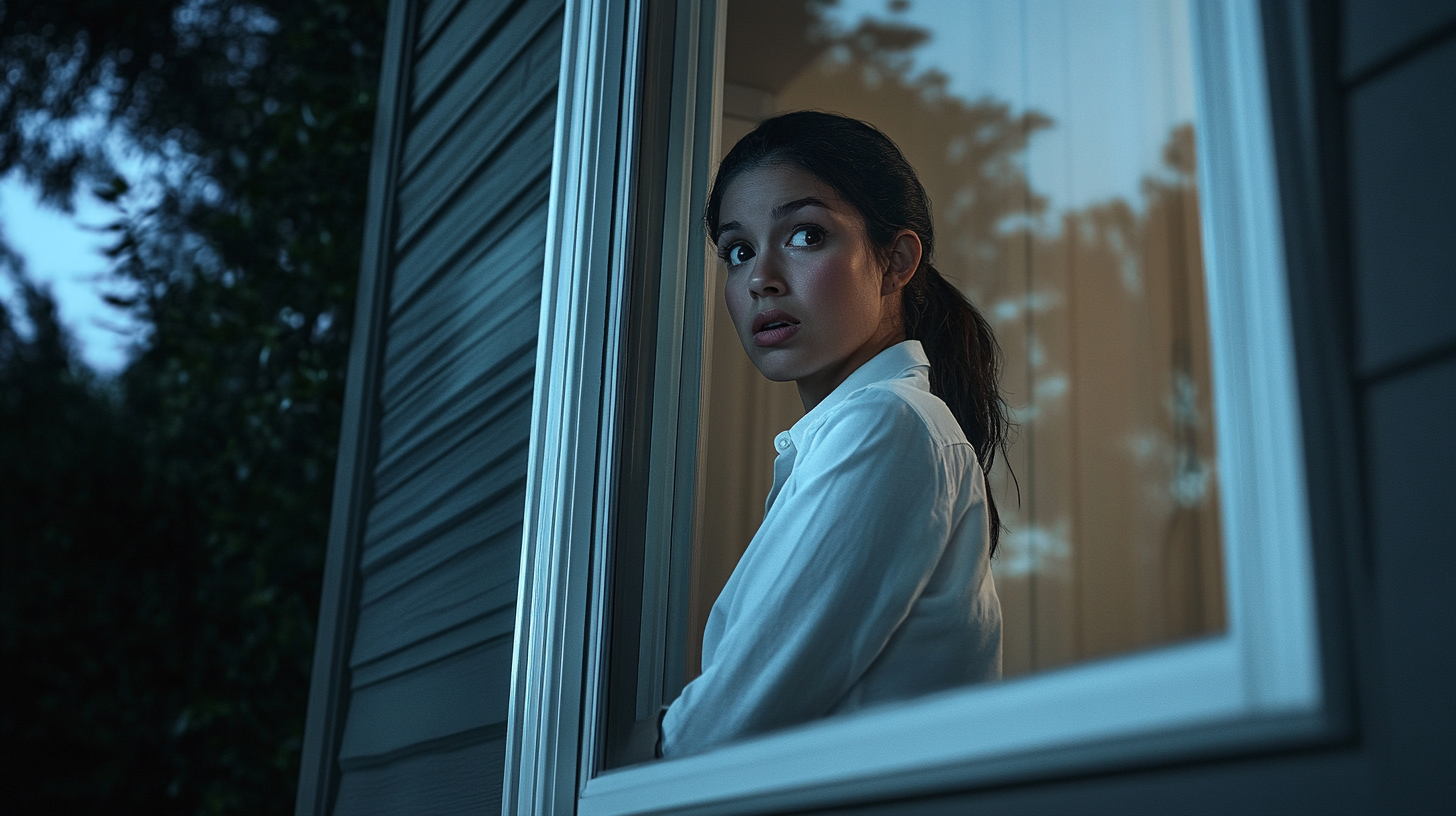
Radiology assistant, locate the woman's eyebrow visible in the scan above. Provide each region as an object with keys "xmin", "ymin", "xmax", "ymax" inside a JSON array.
[
  {"xmin": 717, "ymin": 197, "xmax": 831, "ymax": 239},
  {"xmin": 772, "ymin": 196, "xmax": 831, "ymax": 220}
]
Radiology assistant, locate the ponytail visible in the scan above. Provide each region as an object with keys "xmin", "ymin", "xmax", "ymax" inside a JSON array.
[
  {"xmin": 707, "ymin": 111, "xmax": 1013, "ymax": 556},
  {"xmin": 901, "ymin": 265, "xmax": 1010, "ymax": 555}
]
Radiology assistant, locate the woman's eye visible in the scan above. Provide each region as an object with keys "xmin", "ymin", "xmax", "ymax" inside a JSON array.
[
  {"xmin": 787, "ymin": 225, "xmax": 824, "ymax": 247},
  {"xmin": 725, "ymin": 243, "xmax": 754, "ymax": 267}
]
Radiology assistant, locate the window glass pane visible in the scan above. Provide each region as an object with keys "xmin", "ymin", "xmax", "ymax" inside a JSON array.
[{"xmin": 690, "ymin": 0, "xmax": 1225, "ymax": 689}]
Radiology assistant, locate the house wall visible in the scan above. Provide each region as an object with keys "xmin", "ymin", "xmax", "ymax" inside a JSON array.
[
  {"xmin": 813, "ymin": 1, "xmax": 1456, "ymax": 812},
  {"xmin": 298, "ymin": 0, "xmax": 565, "ymax": 813},
  {"xmin": 302, "ymin": 0, "xmax": 1453, "ymax": 812}
]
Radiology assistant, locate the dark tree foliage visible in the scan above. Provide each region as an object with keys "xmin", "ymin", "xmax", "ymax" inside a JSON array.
[
  {"xmin": 1, "ymin": 0, "xmax": 385, "ymax": 811},
  {"xmin": 0, "ymin": 261, "xmax": 176, "ymax": 810}
]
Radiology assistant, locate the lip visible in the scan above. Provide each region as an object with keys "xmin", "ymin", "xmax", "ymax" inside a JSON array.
[{"xmin": 751, "ymin": 308, "xmax": 801, "ymax": 347}]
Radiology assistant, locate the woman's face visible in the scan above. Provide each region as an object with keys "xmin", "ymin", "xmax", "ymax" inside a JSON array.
[{"xmin": 716, "ymin": 163, "xmax": 918, "ymax": 409}]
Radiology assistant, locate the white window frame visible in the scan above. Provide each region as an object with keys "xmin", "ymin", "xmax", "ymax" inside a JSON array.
[{"xmin": 504, "ymin": 1, "xmax": 1333, "ymax": 814}]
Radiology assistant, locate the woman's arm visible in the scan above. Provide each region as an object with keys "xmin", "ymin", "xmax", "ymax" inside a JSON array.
[{"xmin": 661, "ymin": 390, "xmax": 967, "ymax": 757}]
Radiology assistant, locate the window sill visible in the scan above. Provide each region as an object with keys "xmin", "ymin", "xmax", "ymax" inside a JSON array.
[{"xmin": 579, "ymin": 636, "xmax": 1325, "ymax": 816}]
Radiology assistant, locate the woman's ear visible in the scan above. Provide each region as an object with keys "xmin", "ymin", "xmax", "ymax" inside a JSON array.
[{"xmin": 882, "ymin": 229, "xmax": 923, "ymax": 296}]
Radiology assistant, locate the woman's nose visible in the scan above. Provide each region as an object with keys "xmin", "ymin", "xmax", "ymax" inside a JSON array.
[{"xmin": 748, "ymin": 254, "xmax": 787, "ymax": 299}]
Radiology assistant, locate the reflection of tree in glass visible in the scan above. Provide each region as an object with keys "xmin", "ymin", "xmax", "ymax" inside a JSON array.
[
  {"xmin": 775, "ymin": 14, "xmax": 1224, "ymax": 666},
  {"xmin": 781, "ymin": 16, "xmax": 1053, "ymax": 304},
  {"xmin": 1013, "ymin": 121, "xmax": 1224, "ymax": 660}
]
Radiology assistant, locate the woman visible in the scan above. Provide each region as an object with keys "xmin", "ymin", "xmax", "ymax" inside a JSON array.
[{"xmin": 660, "ymin": 111, "xmax": 1009, "ymax": 758}]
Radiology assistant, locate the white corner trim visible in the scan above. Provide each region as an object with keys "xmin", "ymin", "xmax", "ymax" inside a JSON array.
[{"xmin": 504, "ymin": 0, "xmax": 637, "ymax": 813}]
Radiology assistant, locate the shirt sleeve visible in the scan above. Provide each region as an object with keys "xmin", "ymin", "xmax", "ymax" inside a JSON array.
[{"xmin": 661, "ymin": 389, "xmax": 963, "ymax": 757}]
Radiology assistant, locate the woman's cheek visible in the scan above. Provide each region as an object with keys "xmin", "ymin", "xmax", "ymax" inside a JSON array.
[{"xmin": 723, "ymin": 278, "xmax": 750, "ymax": 337}]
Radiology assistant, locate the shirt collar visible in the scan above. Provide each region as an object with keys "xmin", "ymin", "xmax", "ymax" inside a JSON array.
[{"xmin": 784, "ymin": 340, "xmax": 930, "ymax": 449}]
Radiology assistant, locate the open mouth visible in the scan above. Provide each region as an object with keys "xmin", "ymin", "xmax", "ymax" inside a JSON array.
[{"xmin": 752, "ymin": 309, "xmax": 801, "ymax": 347}]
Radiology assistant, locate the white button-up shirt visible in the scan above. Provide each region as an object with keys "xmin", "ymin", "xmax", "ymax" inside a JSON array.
[{"xmin": 662, "ymin": 341, "xmax": 1001, "ymax": 758}]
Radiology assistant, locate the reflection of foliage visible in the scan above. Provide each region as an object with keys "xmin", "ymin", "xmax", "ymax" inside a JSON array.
[
  {"xmin": 787, "ymin": 13, "xmax": 1216, "ymax": 521},
  {"xmin": 2, "ymin": 0, "xmax": 385, "ymax": 812},
  {"xmin": 995, "ymin": 519, "xmax": 1071, "ymax": 579},
  {"xmin": 790, "ymin": 17, "xmax": 1054, "ymax": 297},
  {"xmin": 1122, "ymin": 124, "xmax": 1212, "ymax": 513},
  {"xmin": 997, "ymin": 121, "xmax": 1221, "ymax": 648},
  {"xmin": 1033, "ymin": 122, "xmax": 1214, "ymax": 514},
  {"xmin": 1166, "ymin": 372, "xmax": 1212, "ymax": 507}
]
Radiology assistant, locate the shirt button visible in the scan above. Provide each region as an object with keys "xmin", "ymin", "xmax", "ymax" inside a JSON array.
[{"xmin": 775, "ymin": 434, "xmax": 791, "ymax": 451}]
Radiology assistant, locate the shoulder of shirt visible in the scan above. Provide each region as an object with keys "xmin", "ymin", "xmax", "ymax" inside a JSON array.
[{"xmin": 808, "ymin": 376, "xmax": 970, "ymax": 453}]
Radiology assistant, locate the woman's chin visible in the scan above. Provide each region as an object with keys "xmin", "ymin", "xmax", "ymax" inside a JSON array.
[{"xmin": 747, "ymin": 353, "xmax": 804, "ymax": 385}]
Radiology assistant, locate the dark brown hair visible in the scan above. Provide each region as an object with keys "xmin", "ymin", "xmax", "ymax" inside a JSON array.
[{"xmin": 705, "ymin": 110, "xmax": 1012, "ymax": 554}]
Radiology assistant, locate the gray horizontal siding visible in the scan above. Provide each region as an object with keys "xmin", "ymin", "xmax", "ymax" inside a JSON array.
[
  {"xmin": 339, "ymin": 637, "xmax": 514, "ymax": 763},
  {"xmin": 351, "ymin": 603, "xmax": 517, "ymax": 688},
  {"xmin": 1341, "ymin": 0, "xmax": 1456, "ymax": 76},
  {"xmin": 409, "ymin": 0, "xmax": 516, "ymax": 111},
  {"xmin": 329, "ymin": 0, "xmax": 564, "ymax": 811},
  {"xmin": 416, "ymin": 0, "xmax": 471, "ymax": 56},
  {"xmin": 389, "ymin": 138, "xmax": 552, "ymax": 312},
  {"xmin": 1349, "ymin": 35, "xmax": 1456, "ymax": 373},
  {"xmin": 397, "ymin": 7, "xmax": 562, "ymax": 239},
  {"xmin": 334, "ymin": 731, "xmax": 508, "ymax": 816}
]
